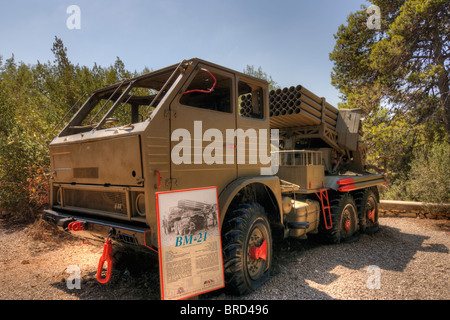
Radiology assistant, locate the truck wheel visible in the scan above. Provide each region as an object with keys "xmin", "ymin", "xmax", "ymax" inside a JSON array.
[
  {"xmin": 323, "ymin": 193, "xmax": 358, "ymax": 244},
  {"xmin": 355, "ymin": 189, "xmax": 379, "ymax": 234},
  {"xmin": 221, "ymin": 202, "xmax": 273, "ymax": 295}
]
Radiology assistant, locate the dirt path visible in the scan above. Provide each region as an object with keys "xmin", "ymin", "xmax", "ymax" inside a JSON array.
[{"xmin": 0, "ymin": 216, "xmax": 448, "ymax": 300}]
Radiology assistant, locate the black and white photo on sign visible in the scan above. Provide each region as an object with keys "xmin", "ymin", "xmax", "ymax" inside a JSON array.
[{"xmin": 157, "ymin": 187, "xmax": 219, "ymax": 248}]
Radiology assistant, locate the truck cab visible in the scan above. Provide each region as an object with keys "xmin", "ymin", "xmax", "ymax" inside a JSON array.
[{"xmin": 45, "ymin": 58, "xmax": 278, "ymax": 247}]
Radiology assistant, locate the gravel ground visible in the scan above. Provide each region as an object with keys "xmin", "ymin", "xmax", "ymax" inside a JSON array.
[
  {"xmin": 0, "ymin": 216, "xmax": 448, "ymax": 300},
  {"xmin": 235, "ymin": 217, "xmax": 450, "ymax": 300}
]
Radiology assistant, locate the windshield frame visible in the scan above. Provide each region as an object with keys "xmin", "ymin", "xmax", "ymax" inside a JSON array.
[{"xmin": 58, "ymin": 63, "xmax": 184, "ymax": 137}]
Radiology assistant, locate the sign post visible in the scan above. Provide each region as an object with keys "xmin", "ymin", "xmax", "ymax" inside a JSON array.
[{"xmin": 155, "ymin": 186, "xmax": 225, "ymax": 300}]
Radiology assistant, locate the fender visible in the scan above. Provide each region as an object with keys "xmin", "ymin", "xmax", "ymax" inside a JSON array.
[
  {"xmin": 218, "ymin": 175, "xmax": 283, "ymax": 227},
  {"xmin": 325, "ymin": 173, "xmax": 385, "ymax": 192}
]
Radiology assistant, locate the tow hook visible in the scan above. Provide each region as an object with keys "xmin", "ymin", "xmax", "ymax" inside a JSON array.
[
  {"xmin": 67, "ymin": 221, "xmax": 85, "ymax": 231},
  {"xmin": 96, "ymin": 229, "xmax": 114, "ymax": 284}
]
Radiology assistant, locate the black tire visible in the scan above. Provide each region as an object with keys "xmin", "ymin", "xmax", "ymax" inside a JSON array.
[
  {"xmin": 355, "ymin": 189, "xmax": 379, "ymax": 234},
  {"xmin": 221, "ymin": 202, "xmax": 273, "ymax": 295},
  {"xmin": 321, "ymin": 193, "xmax": 359, "ymax": 244}
]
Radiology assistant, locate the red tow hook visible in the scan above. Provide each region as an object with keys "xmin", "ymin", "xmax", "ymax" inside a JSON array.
[
  {"xmin": 249, "ymin": 239, "xmax": 268, "ymax": 261},
  {"xmin": 96, "ymin": 237, "xmax": 113, "ymax": 284},
  {"xmin": 68, "ymin": 221, "xmax": 84, "ymax": 231}
]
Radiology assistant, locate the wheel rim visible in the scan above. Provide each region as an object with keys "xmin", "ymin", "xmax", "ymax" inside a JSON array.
[
  {"xmin": 341, "ymin": 203, "xmax": 356, "ymax": 238},
  {"xmin": 246, "ymin": 225, "xmax": 268, "ymax": 280},
  {"xmin": 365, "ymin": 196, "xmax": 377, "ymax": 224}
]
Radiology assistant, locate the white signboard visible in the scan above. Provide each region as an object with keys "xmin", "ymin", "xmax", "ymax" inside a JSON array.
[{"xmin": 155, "ymin": 186, "xmax": 225, "ymax": 300}]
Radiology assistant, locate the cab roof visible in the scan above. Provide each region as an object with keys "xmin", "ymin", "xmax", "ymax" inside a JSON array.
[{"xmin": 92, "ymin": 58, "xmax": 269, "ymax": 95}]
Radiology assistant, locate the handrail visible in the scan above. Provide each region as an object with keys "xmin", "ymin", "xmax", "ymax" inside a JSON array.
[
  {"xmin": 94, "ymin": 80, "xmax": 135, "ymax": 130},
  {"xmin": 273, "ymin": 150, "xmax": 324, "ymax": 166},
  {"xmin": 52, "ymin": 92, "xmax": 87, "ymax": 134},
  {"xmin": 145, "ymin": 60, "xmax": 188, "ymax": 118},
  {"xmin": 183, "ymin": 68, "xmax": 217, "ymax": 94},
  {"xmin": 90, "ymin": 79, "xmax": 127, "ymax": 126}
]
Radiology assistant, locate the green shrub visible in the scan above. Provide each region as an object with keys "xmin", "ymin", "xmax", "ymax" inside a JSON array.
[
  {"xmin": 0, "ymin": 38, "xmax": 146, "ymax": 221},
  {"xmin": 382, "ymin": 141, "xmax": 450, "ymax": 212},
  {"xmin": 406, "ymin": 141, "xmax": 450, "ymax": 211}
]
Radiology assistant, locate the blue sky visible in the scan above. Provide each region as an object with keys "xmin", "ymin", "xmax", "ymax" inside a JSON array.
[{"xmin": 0, "ymin": 0, "xmax": 370, "ymax": 106}]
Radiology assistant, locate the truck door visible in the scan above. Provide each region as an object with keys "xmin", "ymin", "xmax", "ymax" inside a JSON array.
[
  {"xmin": 170, "ymin": 64, "xmax": 237, "ymax": 193},
  {"xmin": 235, "ymin": 76, "xmax": 271, "ymax": 177}
]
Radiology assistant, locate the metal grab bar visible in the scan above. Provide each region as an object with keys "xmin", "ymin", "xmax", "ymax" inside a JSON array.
[
  {"xmin": 95, "ymin": 80, "xmax": 136, "ymax": 130},
  {"xmin": 52, "ymin": 92, "xmax": 87, "ymax": 134},
  {"xmin": 145, "ymin": 60, "xmax": 188, "ymax": 118},
  {"xmin": 90, "ymin": 79, "xmax": 127, "ymax": 126}
]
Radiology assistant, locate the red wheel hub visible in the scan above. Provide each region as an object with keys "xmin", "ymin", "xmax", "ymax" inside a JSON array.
[
  {"xmin": 367, "ymin": 209, "xmax": 376, "ymax": 223},
  {"xmin": 249, "ymin": 239, "xmax": 267, "ymax": 261},
  {"xmin": 344, "ymin": 219, "xmax": 350, "ymax": 231}
]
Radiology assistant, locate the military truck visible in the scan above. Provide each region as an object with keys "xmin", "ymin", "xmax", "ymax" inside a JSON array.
[
  {"xmin": 169, "ymin": 200, "xmax": 209, "ymax": 235},
  {"xmin": 43, "ymin": 58, "xmax": 384, "ymax": 295}
]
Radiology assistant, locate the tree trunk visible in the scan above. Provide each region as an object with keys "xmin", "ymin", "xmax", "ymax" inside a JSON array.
[{"xmin": 432, "ymin": 21, "xmax": 450, "ymax": 138}]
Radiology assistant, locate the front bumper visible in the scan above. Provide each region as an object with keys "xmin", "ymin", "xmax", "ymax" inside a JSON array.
[{"xmin": 43, "ymin": 209, "xmax": 156, "ymax": 251}]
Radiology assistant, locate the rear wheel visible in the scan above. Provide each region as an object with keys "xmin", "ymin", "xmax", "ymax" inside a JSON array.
[
  {"xmin": 355, "ymin": 189, "xmax": 379, "ymax": 233},
  {"xmin": 321, "ymin": 193, "xmax": 358, "ymax": 244},
  {"xmin": 221, "ymin": 202, "xmax": 273, "ymax": 295}
]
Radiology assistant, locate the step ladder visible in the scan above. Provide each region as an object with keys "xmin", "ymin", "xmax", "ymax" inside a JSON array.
[{"xmin": 315, "ymin": 189, "xmax": 333, "ymax": 230}]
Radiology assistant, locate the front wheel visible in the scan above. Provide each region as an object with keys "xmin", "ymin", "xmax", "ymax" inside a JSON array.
[{"xmin": 221, "ymin": 202, "xmax": 273, "ymax": 295}]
